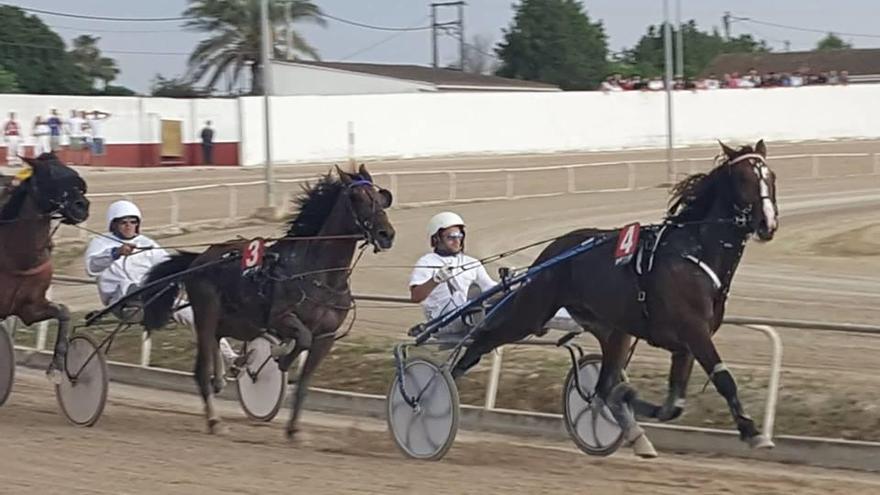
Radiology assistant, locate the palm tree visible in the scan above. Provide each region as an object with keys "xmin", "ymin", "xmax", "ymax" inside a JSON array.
[
  {"xmin": 69, "ymin": 35, "xmax": 121, "ymax": 90},
  {"xmin": 184, "ymin": 0, "xmax": 325, "ymax": 94}
]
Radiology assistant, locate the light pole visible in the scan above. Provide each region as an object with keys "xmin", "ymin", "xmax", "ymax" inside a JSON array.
[
  {"xmin": 663, "ymin": 0, "xmax": 675, "ymax": 185},
  {"xmin": 260, "ymin": 0, "xmax": 275, "ymax": 209}
]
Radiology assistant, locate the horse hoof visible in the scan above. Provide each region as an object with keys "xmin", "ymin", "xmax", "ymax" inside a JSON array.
[
  {"xmin": 748, "ymin": 434, "xmax": 774, "ymax": 449},
  {"xmin": 212, "ymin": 378, "xmax": 226, "ymax": 395},
  {"xmin": 45, "ymin": 367, "xmax": 63, "ymax": 385},
  {"xmin": 207, "ymin": 418, "xmax": 227, "ymax": 435},
  {"xmin": 632, "ymin": 433, "xmax": 658, "ymax": 458}
]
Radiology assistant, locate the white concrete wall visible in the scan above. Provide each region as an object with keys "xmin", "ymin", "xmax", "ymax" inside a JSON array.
[
  {"xmin": 271, "ymin": 62, "xmax": 433, "ymax": 96},
  {"xmin": 238, "ymin": 84, "xmax": 880, "ymax": 166},
  {"xmin": 0, "ymin": 94, "xmax": 239, "ymax": 145}
]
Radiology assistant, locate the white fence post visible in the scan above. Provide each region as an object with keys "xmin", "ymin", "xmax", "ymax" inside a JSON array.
[
  {"xmin": 873, "ymin": 153, "xmax": 880, "ymax": 175},
  {"xmin": 740, "ymin": 324, "xmax": 783, "ymax": 441},
  {"xmin": 811, "ymin": 155, "xmax": 820, "ymax": 178},
  {"xmin": 389, "ymin": 174, "xmax": 399, "ymax": 208},
  {"xmin": 447, "ymin": 172, "xmax": 457, "ymax": 201},
  {"xmin": 505, "ymin": 172, "xmax": 514, "ymax": 198},
  {"xmin": 566, "ymin": 167, "xmax": 576, "ymax": 194},
  {"xmin": 35, "ymin": 287, "xmax": 51, "ymax": 351},
  {"xmin": 627, "ymin": 162, "xmax": 636, "ymax": 190},
  {"xmin": 140, "ymin": 331, "xmax": 152, "ymax": 367},
  {"xmin": 484, "ymin": 346, "xmax": 504, "ymax": 410}
]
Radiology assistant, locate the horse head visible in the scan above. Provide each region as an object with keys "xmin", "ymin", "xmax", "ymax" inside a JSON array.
[
  {"xmin": 718, "ymin": 140, "xmax": 778, "ymax": 241},
  {"xmin": 22, "ymin": 153, "xmax": 90, "ymax": 225},
  {"xmin": 336, "ymin": 164, "xmax": 396, "ymax": 251}
]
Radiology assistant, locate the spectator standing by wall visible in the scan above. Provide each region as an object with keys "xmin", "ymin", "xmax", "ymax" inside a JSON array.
[
  {"xmin": 86, "ymin": 110, "xmax": 111, "ymax": 160},
  {"xmin": 200, "ymin": 120, "xmax": 214, "ymax": 165},
  {"xmin": 46, "ymin": 109, "xmax": 64, "ymax": 154},
  {"xmin": 67, "ymin": 110, "xmax": 91, "ymax": 165},
  {"xmin": 31, "ymin": 116, "xmax": 51, "ymax": 157},
  {"xmin": 3, "ymin": 111, "xmax": 22, "ymax": 167}
]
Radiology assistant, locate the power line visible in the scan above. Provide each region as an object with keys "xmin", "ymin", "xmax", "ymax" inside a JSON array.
[
  {"xmin": 0, "ymin": 40, "xmax": 187, "ymax": 56},
  {"xmin": 340, "ymin": 16, "xmax": 429, "ymax": 60},
  {"xmin": 340, "ymin": 31, "xmax": 412, "ymax": 60},
  {"xmin": 321, "ymin": 12, "xmax": 431, "ymax": 32},
  {"xmin": 49, "ymin": 23, "xmax": 185, "ymax": 34},
  {"xmin": 732, "ymin": 15, "xmax": 880, "ymax": 40},
  {"xmin": 7, "ymin": 4, "xmax": 187, "ymax": 22}
]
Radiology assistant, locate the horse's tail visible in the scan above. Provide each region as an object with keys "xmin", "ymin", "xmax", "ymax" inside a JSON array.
[{"xmin": 142, "ymin": 252, "xmax": 199, "ymax": 331}]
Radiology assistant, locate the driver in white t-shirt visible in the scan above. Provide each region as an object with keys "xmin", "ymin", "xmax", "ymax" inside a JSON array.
[{"xmin": 409, "ymin": 212, "xmax": 496, "ymax": 338}]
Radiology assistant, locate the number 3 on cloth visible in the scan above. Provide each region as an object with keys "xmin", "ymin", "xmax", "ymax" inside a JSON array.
[
  {"xmin": 614, "ymin": 223, "xmax": 640, "ymax": 266},
  {"xmin": 241, "ymin": 238, "xmax": 266, "ymax": 271}
]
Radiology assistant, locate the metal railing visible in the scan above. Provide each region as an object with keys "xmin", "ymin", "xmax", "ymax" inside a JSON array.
[
  {"xmin": 22, "ymin": 277, "xmax": 880, "ymax": 443},
  {"xmin": 57, "ymin": 152, "xmax": 880, "ymax": 240}
]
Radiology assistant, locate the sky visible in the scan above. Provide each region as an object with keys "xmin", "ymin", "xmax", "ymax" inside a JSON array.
[{"xmin": 7, "ymin": 0, "xmax": 880, "ymax": 93}]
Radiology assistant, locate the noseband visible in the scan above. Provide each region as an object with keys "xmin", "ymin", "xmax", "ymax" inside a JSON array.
[{"xmin": 724, "ymin": 153, "xmax": 776, "ymax": 230}]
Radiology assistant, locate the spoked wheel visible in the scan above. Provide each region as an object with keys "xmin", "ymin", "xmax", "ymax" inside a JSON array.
[
  {"xmin": 55, "ymin": 334, "xmax": 109, "ymax": 427},
  {"xmin": 0, "ymin": 322, "xmax": 14, "ymax": 407},
  {"xmin": 387, "ymin": 358, "xmax": 459, "ymax": 461},
  {"xmin": 562, "ymin": 353, "xmax": 625, "ymax": 456},
  {"xmin": 237, "ymin": 334, "xmax": 286, "ymax": 422}
]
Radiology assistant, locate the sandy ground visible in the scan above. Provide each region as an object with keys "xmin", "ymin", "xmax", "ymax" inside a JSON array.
[
  {"xmin": 5, "ymin": 142, "xmax": 880, "ymax": 491},
  {"xmin": 3, "ymin": 368, "xmax": 880, "ymax": 495}
]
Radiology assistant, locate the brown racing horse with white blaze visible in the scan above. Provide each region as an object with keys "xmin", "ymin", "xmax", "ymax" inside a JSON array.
[{"xmin": 450, "ymin": 140, "xmax": 778, "ymax": 457}]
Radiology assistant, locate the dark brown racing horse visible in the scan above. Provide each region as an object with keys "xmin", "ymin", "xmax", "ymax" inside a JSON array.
[
  {"xmin": 0, "ymin": 153, "xmax": 90, "ymax": 378},
  {"xmin": 452, "ymin": 141, "xmax": 779, "ymax": 457},
  {"xmin": 143, "ymin": 165, "xmax": 395, "ymax": 437}
]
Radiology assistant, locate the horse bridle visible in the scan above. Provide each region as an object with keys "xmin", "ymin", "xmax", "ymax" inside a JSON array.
[
  {"xmin": 724, "ymin": 153, "xmax": 776, "ymax": 230},
  {"xmin": 345, "ymin": 179, "xmax": 389, "ymax": 249}
]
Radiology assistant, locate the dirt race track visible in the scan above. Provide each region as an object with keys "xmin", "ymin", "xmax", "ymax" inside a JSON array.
[
  {"xmin": 5, "ymin": 140, "xmax": 880, "ymax": 492},
  {"xmin": 3, "ymin": 369, "xmax": 880, "ymax": 495}
]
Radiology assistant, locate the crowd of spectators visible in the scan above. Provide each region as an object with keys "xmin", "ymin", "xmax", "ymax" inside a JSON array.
[{"xmin": 600, "ymin": 68, "xmax": 851, "ymax": 92}]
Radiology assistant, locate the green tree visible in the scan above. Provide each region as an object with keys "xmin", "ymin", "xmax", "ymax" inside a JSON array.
[
  {"xmin": 183, "ymin": 0, "xmax": 325, "ymax": 94},
  {"xmin": 624, "ymin": 21, "xmax": 768, "ymax": 78},
  {"xmin": 69, "ymin": 35, "xmax": 121, "ymax": 89},
  {"xmin": 0, "ymin": 66, "xmax": 19, "ymax": 93},
  {"xmin": 495, "ymin": 0, "xmax": 609, "ymax": 90},
  {"xmin": 103, "ymin": 84, "xmax": 137, "ymax": 96},
  {"xmin": 816, "ymin": 33, "xmax": 852, "ymax": 51},
  {"xmin": 0, "ymin": 5, "xmax": 90, "ymax": 94},
  {"xmin": 151, "ymin": 74, "xmax": 207, "ymax": 98}
]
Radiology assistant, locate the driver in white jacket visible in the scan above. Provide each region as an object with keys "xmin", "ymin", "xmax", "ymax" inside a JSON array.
[{"xmin": 85, "ymin": 200, "xmax": 238, "ymax": 363}]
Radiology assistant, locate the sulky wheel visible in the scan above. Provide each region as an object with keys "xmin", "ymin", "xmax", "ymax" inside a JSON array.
[
  {"xmin": 55, "ymin": 334, "xmax": 109, "ymax": 427},
  {"xmin": 387, "ymin": 358, "xmax": 459, "ymax": 461},
  {"xmin": 237, "ymin": 334, "xmax": 287, "ymax": 422},
  {"xmin": 562, "ymin": 353, "xmax": 625, "ymax": 456}
]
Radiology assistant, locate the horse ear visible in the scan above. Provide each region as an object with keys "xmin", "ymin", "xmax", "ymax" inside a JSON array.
[
  {"xmin": 755, "ymin": 139, "xmax": 767, "ymax": 157},
  {"xmin": 335, "ymin": 164, "xmax": 352, "ymax": 184},
  {"xmin": 718, "ymin": 140, "xmax": 737, "ymax": 159},
  {"xmin": 21, "ymin": 156, "xmax": 38, "ymax": 168},
  {"xmin": 358, "ymin": 163, "xmax": 373, "ymax": 183}
]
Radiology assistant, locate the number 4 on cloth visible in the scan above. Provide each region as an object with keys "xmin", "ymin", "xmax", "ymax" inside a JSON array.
[
  {"xmin": 241, "ymin": 238, "xmax": 266, "ymax": 271},
  {"xmin": 614, "ymin": 223, "xmax": 640, "ymax": 266}
]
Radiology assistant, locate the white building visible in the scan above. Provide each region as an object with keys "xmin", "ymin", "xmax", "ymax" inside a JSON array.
[{"xmin": 270, "ymin": 61, "xmax": 561, "ymax": 96}]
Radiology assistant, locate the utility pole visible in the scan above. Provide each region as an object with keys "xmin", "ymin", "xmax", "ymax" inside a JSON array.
[
  {"xmin": 285, "ymin": 1, "xmax": 293, "ymax": 60},
  {"xmin": 430, "ymin": 1, "xmax": 465, "ymax": 69},
  {"xmin": 675, "ymin": 0, "xmax": 684, "ymax": 79},
  {"xmin": 260, "ymin": 0, "xmax": 275, "ymax": 209},
  {"xmin": 722, "ymin": 11, "xmax": 731, "ymax": 40},
  {"xmin": 664, "ymin": 0, "xmax": 675, "ymax": 185},
  {"xmin": 784, "ymin": 40, "xmax": 791, "ymax": 52}
]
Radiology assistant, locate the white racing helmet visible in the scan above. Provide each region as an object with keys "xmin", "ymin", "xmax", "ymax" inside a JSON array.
[
  {"xmin": 427, "ymin": 211, "xmax": 465, "ymax": 240},
  {"xmin": 106, "ymin": 200, "xmax": 142, "ymax": 231}
]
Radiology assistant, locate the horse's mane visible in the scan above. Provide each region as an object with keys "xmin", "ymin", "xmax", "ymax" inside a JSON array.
[
  {"xmin": 0, "ymin": 153, "xmax": 76, "ymax": 222},
  {"xmin": 666, "ymin": 145, "xmax": 756, "ymax": 223},
  {"xmin": 0, "ymin": 175, "xmax": 28, "ymax": 221},
  {"xmin": 285, "ymin": 170, "xmax": 369, "ymax": 237}
]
